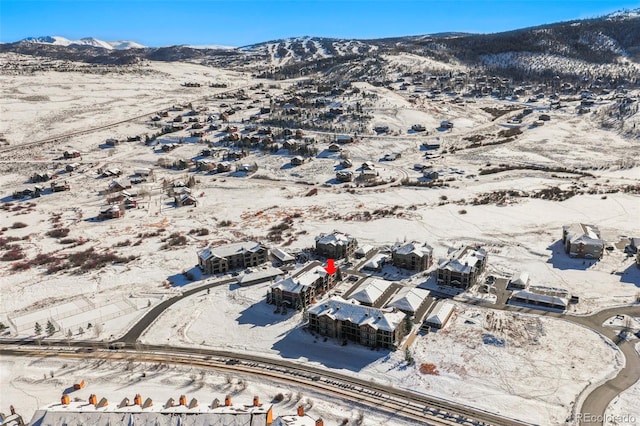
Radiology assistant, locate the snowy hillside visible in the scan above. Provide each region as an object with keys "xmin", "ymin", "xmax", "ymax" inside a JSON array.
[{"xmin": 20, "ymin": 35, "xmax": 145, "ymax": 50}]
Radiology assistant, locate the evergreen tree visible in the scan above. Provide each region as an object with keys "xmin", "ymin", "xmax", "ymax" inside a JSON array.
[
  {"xmin": 46, "ymin": 320, "xmax": 55, "ymax": 335},
  {"xmin": 34, "ymin": 322, "xmax": 42, "ymax": 335}
]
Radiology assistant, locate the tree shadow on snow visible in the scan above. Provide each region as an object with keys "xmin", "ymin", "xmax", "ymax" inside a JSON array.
[{"xmin": 546, "ymin": 240, "xmax": 592, "ymax": 271}]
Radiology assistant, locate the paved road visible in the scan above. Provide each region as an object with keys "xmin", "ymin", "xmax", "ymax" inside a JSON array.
[{"xmin": 117, "ymin": 277, "xmax": 236, "ymax": 344}]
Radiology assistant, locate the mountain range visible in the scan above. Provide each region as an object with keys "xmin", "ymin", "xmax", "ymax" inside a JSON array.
[
  {"xmin": 3, "ymin": 9, "xmax": 639, "ymax": 81},
  {"xmin": 19, "ymin": 35, "xmax": 145, "ymax": 50}
]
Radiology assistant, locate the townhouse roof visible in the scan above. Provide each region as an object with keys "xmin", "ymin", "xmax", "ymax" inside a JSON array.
[
  {"xmin": 563, "ymin": 223, "xmax": 604, "ymax": 246},
  {"xmin": 350, "ymin": 278, "xmax": 392, "ymax": 305},
  {"xmin": 316, "ymin": 232, "xmax": 354, "ymax": 246},
  {"xmin": 308, "ymin": 296, "xmax": 405, "ymax": 332},
  {"xmin": 439, "ymin": 246, "xmax": 486, "ymax": 274},
  {"xmin": 271, "ymin": 262, "xmax": 327, "ymax": 294},
  {"xmin": 425, "ymin": 301, "xmax": 455, "ymax": 326},
  {"xmin": 387, "ymin": 287, "xmax": 430, "ymax": 313},
  {"xmin": 392, "ymin": 241, "xmax": 433, "ymax": 257},
  {"xmin": 198, "ymin": 241, "xmax": 262, "ymax": 261}
]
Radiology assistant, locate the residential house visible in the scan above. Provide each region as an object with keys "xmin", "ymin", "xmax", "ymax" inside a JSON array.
[
  {"xmin": 197, "ymin": 241, "xmax": 268, "ymax": 274},
  {"xmin": 269, "ymin": 261, "xmax": 336, "ymax": 309},
  {"xmin": 307, "ymin": 296, "xmax": 407, "ymax": 350},
  {"xmin": 335, "ymin": 170, "xmax": 353, "ymax": 182},
  {"xmin": 328, "ymin": 143, "xmax": 342, "ymax": 152},
  {"xmin": 391, "ymin": 241, "xmax": 433, "ymax": 272},
  {"xmin": 50, "ymin": 181, "xmax": 70, "ymax": 192},
  {"xmin": 336, "ymin": 135, "xmax": 355, "ymax": 144},
  {"xmin": 65, "ymin": 163, "xmax": 80, "ymax": 172},
  {"xmin": 290, "ymin": 156, "xmax": 305, "ymax": 166},
  {"xmin": 63, "ymin": 150, "xmax": 81, "ymax": 159},
  {"xmin": 31, "ymin": 172, "xmax": 51, "ymax": 183},
  {"xmin": 562, "ymin": 223, "xmax": 604, "ymax": 259},
  {"xmin": 98, "ymin": 204, "xmax": 124, "ymax": 220},
  {"xmin": 174, "ymin": 194, "xmax": 197, "ymax": 207},
  {"xmin": 315, "ymin": 231, "xmax": 358, "ymax": 259},
  {"xmin": 436, "ymin": 245, "xmax": 488, "ymax": 289},
  {"xmin": 359, "ymin": 169, "xmax": 378, "ymax": 181},
  {"xmin": 361, "ymin": 161, "xmax": 375, "ymax": 171},
  {"xmin": 217, "ymin": 162, "xmax": 232, "ymax": 173},
  {"xmin": 105, "ymin": 180, "xmax": 128, "ymax": 194}
]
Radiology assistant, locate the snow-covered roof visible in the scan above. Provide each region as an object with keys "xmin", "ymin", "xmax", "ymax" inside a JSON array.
[
  {"xmin": 272, "ymin": 247, "xmax": 295, "ymax": 262},
  {"xmin": 563, "ymin": 223, "xmax": 604, "ymax": 246},
  {"xmin": 362, "ymin": 253, "xmax": 387, "ymax": 270},
  {"xmin": 511, "ymin": 290, "xmax": 568, "ymax": 308},
  {"xmin": 272, "ymin": 414, "xmax": 318, "ymax": 426},
  {"xmin": 29, "ymin": 400, "xmax": 271, "ymax": 426},
  {"xmin": 308, "ymin": 296, "xmax": 405, "ymax": 332},
  {"xmin": 510, "ymin": 271, "xmax": 530, "ymax": 286},
  {"xmin": 271, "ymin": 262, "xmax": 327, "ymax": 294},
  {"xmin": 355, "ymin": 244, "xmax": 374, "ymax": 255},
  {"xmin": 392, "ymin": 241, "xmax": 433, "ymax": 257},
  {"xmin": 316, "ymin": 232, "xmax": 354, "ymax": 246},
  {"xmin": 439, "ymin": 246, "xmax": 486, "ymax": 273},
  {"xmin": 198, "ymin": 241, "xmax": 262, "ymax": 261},
  {"xmin": 350, "ymin": 278, "xmax": 392, "ymax": 305},
  {"xmin": 426, "ymin": 301, "xmax": 455, "ymax": 326},
  {"xmin": 387, "ymin": 287, "xmax": 430, "ymax": 313}
]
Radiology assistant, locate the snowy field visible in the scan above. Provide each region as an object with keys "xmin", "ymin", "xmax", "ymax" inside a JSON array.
[{"xmin": 1, "ymin": 55, "xmax": 639, "ymax": 424}]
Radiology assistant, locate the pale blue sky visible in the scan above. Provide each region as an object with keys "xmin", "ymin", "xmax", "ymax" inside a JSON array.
[{"xmin": 1, "ymin": 0, "xmax": 639, "ymax": 47}]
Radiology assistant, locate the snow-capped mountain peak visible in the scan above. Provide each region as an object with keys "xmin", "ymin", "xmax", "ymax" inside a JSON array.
[{"xmin": 19, "ymin": 35, "xmax": 145, "ymax": 50}]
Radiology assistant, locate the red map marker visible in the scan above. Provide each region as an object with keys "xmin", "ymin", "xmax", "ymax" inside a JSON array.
[{"xmin": 324, "ymin": 258, "xmax": 337, "ymax": 275}]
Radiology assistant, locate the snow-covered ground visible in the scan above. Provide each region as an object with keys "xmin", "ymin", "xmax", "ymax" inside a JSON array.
[{"xmin": 1, "ymin": 56, "xmax": 639, "ymax": 424}]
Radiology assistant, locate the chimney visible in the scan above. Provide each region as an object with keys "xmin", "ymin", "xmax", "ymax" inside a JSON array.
[
  {"xmin": 134, "ymin": 394, "xmax": 142, "ymax": 406},
  {"xmin": 179, "ymin": 395, "xmax": 187, "ymax": 406},
  {"xmin": 61, "ymin": 395, "xmax": 70, "ymax": 405},
  {"xmin": 96, "ymin": 398, "xmax": 108, "ymax": 409},
  {"xmin": 224, "ymin": 395, "xmax": 232, "ymax": 406},
  {"xmin": 164, "ymin": 398, "xmax": 175, "ymax": 408},
  {"xmin": 10, "ymin": 406, "xmax": 15, "ymax": 415},
  {"xmin": 88, "ymin": 394, "xmax": 98, "ymax": 406},
  {"xmin": 188, "ymin": 398, "xmax": 198, "ymax": 409},
  {"xmin": 253, "ymin": 396, "xmax": 260, "ymax": 407},
  {"xmin": 297, "ymin": 405, "xmax": 305, "ymax": 417},
  {"xmin": 315, "ymin": 419, "xmax": 324, "ymax": 426},
  {"xmin": 142, "ymin": 398, "xmax": 153, "ymax": 409}
]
